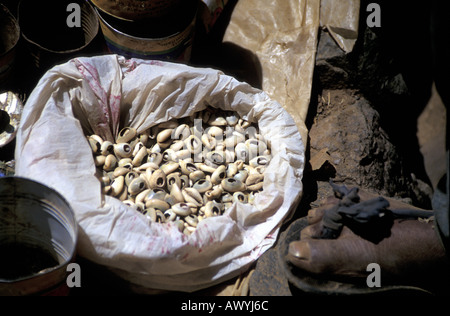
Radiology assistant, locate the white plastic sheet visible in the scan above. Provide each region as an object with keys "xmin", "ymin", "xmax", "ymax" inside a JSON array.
[
  {"xmin": 223, "ymin": 0, "xmax": 321, "ymax": 148},
  {"xmin": 320, "ymin": 0, "xmax": 360, "ymax": 53},
  {"xmin": 15, "ymin": 55, "xmax": 304, "ymax": 292}
]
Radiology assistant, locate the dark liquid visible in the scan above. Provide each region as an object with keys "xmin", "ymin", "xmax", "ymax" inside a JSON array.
[
  {"xmin": 0, "ymin": 242, "xmax": 59, "ymax": 280},
  {"xmin": 18, "ymin": 2, "xmax": 90, "ymax": 51},
  {"xmin": 99, "ymin": 0, "xmax": 198, "ymax": 38}
]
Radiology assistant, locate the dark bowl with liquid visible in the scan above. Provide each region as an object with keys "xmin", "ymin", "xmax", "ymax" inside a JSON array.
[
  {"xmin": 17, "ymin": 0, "xmax": 99, "ymax": 78},
  {"xmin": 0, "ymin": 177, "xmax": 78, "ymax": 295}
]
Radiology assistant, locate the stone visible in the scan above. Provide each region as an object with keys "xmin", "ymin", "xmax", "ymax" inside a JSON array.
[
  {"xmin": 306, "ymin": 22, "xmax": 434, "ymax": 209},
  {"xmin": 308, "ymin": 88, "xmax": 432, "ymax": 208}
]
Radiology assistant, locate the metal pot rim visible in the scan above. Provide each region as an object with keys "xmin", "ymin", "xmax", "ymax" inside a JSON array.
[
  {"xmin": 0, "ymin": 176, "xmax": 78, "ymax": 284},
  {"xmin": 17, "ymin": 0, "xmax": 99, "ymax": 54},
  {"xmin": 0, "ymin": 4, "xmax": 20, "ymax": 58}
]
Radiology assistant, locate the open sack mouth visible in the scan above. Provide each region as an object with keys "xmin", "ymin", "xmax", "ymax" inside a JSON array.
[{"xmin": 14, "ymin": 55, "xmax": 304, "ymax": 292}]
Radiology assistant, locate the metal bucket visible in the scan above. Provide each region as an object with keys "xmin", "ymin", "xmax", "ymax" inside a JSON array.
[
  {"xmin": 0, "ymin": 4, "xmax": 20, "ymax": 85},
  {"xmin": 0, "ymin": 177, "xmax": 78, "ymax": 296},
  {"xmin": 0, "ymin": 92, "xmax": 23, "ymax": 163},
  {"xmin": 17, "ymin": 0, "xmax": 99, "ymax": 76},
  {"xmin": 90, "ymin": 0, "xmax": 183, "ymax": 21},
  {"xmin": 94, "ymin": 0, "xmax": 198, "ymax": 62}
]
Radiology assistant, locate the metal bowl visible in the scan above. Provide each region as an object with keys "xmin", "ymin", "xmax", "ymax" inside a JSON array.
[
  {"xmin": 90, "ymin": 0, "xmax": 182, "ymax": 21},
  {"xmin": 0, "ymin": 177, "xmax": 78, "ymax": 296},
  {"xmin": 0, "ymin": 91, "xmax": 23, "ymax": 149},
  {"xmin": 18, "ymin": 0, "xmax": 99, "ymax": 75},
  {"xmin": 0, "ymin": 4, "xmax": 20, "ymax": 85}
]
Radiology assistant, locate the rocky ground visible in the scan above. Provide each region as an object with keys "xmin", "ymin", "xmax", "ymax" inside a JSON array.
[
  {"xmin": 297, "ymin": 24, "xmax": 446, "ymax": 215},
  {"xmin": 248, "ymin": 21, "xmax": 448, "ymax": 295}
]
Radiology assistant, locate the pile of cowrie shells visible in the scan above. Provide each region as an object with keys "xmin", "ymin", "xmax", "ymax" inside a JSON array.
[{"xmin": 87, "ymin": 107, "xmax": 271, "ymax": 236}]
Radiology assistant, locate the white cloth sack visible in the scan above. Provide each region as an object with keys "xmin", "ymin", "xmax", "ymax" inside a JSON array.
[{"xmin": 15, "ymin": 55, "xmax": 304, "ymax": 292}]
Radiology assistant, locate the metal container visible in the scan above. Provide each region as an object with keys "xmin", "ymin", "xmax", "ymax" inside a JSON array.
[
  {"xmin": 91, "ymin": 0, "xmax": 182, "ymax": 21},
  {"xmin": 95, "ymin": 0, "xmax": 198, "ymax": 62},
  {"xmin": 0, "ymin": 4, "xmax": 20, "ymax": 85},
  {"xmin": 0, "ymin": 177, "xmax": 78, "ymax": 296},
  {"xmin": 0, "ymin": 91, "xmax": 23, "ymax": 149},
  {"xmin": 17, "ymin": 0, "xmax": 99, "ymax": 76}
]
